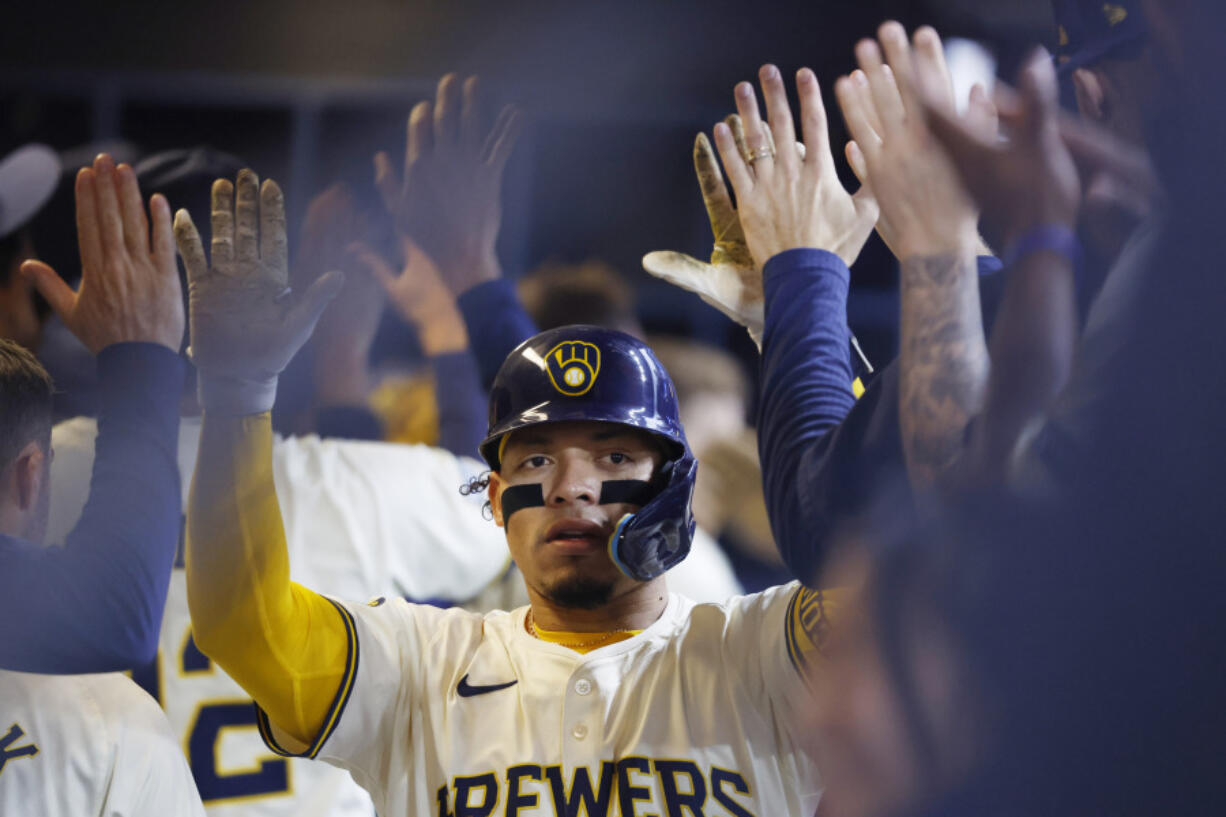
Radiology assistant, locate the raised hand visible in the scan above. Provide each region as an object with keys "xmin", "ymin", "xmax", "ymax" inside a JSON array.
[
  {"xmin": 174, "ymin": 169, "xmax": 343, "ymax": 415},
  {"xmin": 21, "ymin": 154, "xmax": 184, "ymax": 354},
  {"xmin": 916, "ymin": 49, "xmax": 1084, "ymax": 485},
  {"xmin": 374, "ymin": 73, "xmax": 522, "ymax": 295},
  {"xmin": 712, "ymin": 65, "xmax": 878, "ymax": 269},
  {"xmin": 920, "ymin": 48, "xmax": 1081, "ymax": 250},
  {"xmin": 835, "ymin": 23, "xmax": 995, "ymax": 260},
  {"xmin": 1058, "ymin": 113, "xmax": 1162, "ymax": 262},
  {"xmin": 643, "ymin": 127, "xmax": 765, "ymax": 346},
  {"xmin": 293, "ymin": 183, "xmax": 387, "ymax": 408},
  {"xmin": 349, "ymin": 237, "xmax": 468, "ymax": 358},
  {"xmin": 835, "ymin": 22, "xmax": 995, "ymax": 493}
]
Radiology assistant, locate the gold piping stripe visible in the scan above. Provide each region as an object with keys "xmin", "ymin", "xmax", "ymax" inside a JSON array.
[{"xmin": 784, "ymin": 589, "xmax": 804, "ymax": 674}]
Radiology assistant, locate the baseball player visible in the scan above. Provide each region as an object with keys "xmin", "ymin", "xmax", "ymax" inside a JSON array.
[
  {"xmin": 175, "ymin": 166, "xmax": 831, "ymax": 817},
  {"xmin": 0, "ymin": 340, "xmax": 203, "ymax": 817},
  {"xmin": 39, "ymin": 143, "xmax": 739, "ymax": 817}
]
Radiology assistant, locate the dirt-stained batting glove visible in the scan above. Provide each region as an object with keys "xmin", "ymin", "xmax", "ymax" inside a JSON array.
[{"xmin": 174, "ymin": 169, "xmax": 344, "ymax": 415}]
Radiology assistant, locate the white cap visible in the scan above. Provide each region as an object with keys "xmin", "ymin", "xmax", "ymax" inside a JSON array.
[{"xmin": 0, "ymin": 144, "xmax": 61, "ymax": 240}]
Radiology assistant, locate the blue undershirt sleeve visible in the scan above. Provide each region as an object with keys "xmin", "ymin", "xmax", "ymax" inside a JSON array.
[
  {"xmin": 456, "ymin": 279, "xmax": 539, "ymax": 388},
  {"xmin": 430, "ymin": 350, "xmax": 488, "ymax": 459},
  {"xmin": 757, "ymin": 249, "xmax": 857, "ymax": 585},
  {"xmin": 758, "ymin": 254, "xmax": 1005, "ymax": 585},
  {"xmin": 316, "ymin": 406, "xmax": 384, "ymax": 441},
  {"xmin": 0, "ymin": 343, "xmax": 184, "ymax": 673}
]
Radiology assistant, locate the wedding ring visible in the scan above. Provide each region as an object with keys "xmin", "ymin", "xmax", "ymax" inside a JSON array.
[{"xmin": 748, "ymin": 147, "xmax": 774, "ymax": 163}]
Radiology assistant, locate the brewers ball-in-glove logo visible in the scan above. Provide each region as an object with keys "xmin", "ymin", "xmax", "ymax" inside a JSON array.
[{"xmin": 545, "ymin": 341, "xmax": 601, "ymax": 396}]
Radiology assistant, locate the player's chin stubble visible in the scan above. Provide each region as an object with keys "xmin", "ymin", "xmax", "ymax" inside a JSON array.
[{"xmin": 542, "ymin": 575, "xmax": 616, "ymax": 610}]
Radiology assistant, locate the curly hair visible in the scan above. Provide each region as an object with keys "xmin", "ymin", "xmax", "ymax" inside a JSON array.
[{"xmin": 459, "ymin": 470, "xmax": 495, "ymax": 520}]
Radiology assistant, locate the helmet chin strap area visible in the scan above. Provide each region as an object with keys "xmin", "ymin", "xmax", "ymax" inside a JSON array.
[{"xmin": 499, "ymin": 480, "xmax": 661, "ymax": 523}]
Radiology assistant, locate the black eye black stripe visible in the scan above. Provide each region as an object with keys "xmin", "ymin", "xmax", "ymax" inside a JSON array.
[{"xmin": 499, "ymin": 480, "xmax": 660, "ymax": 522}]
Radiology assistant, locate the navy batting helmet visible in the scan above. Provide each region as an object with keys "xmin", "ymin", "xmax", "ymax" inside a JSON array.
[
  {"xmin": 481, "ymin": 326, "xmax": 697, "ymax": 581},
  {"xmin": 1053, "ymin": 0, "xmax": 1147, "ymax": 73}
]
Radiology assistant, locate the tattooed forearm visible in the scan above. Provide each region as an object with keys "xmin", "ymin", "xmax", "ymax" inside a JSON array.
[{"xmin": 898, "ymin": 253, "xmax": 989, "ymax": 493}]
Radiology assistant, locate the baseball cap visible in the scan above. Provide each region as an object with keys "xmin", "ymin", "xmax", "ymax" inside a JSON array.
[
  {"xmin": 0, "ymin": 145, "xmax": 61, "ymax": 240},
  {"xmin": 1053, "ymin": 0, "xmax": 1148, "ymax": 73}
]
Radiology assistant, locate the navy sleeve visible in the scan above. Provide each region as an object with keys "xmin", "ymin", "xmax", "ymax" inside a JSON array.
[
  {"xmin": 756, "ymin": 249, "xmax": 858, "ymax": 585},
  {"xmin": 456, "ymin": 279, "xmax": 539, "ymax": 388},
  {"xmin": 430, "ymin": 350, "xmax": 488, "ymax": 459},
  {"xmin": 758, "ymin": 254, "xmax": 1005, "ymax": 585},
  {"xmin": 316, "ymin": 406, "xmax": 384, "ymax": 441},
  {"xmin": 0, "ymin": 343, "xmax": 184, "ymax": 673}
]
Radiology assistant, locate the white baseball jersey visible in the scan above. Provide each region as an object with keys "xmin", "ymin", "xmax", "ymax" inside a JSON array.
[
  {"xmin": 47, "ymin": 417, "xmax": 744, "ymax": 817},
  {"xmin": 0, "ymin": 670, "xmax": 205, "ymax": 816},
  {"xmin": 260, "ymin": 584, "xmax": 827, "ymax": 817}
]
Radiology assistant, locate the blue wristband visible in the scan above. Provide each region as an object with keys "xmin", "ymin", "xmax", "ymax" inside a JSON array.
[{"xmin": 1002, "ymin": 224, "xmax": 1084, "ymax": 279}]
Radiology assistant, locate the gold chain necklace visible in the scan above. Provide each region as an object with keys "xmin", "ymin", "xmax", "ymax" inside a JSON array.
[{"xmin": 526, "ymin": 610, "xmax": 638, "ymax": 650}]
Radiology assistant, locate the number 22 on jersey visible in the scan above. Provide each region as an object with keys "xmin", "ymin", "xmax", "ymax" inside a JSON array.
[{"xmin": 131, "ymin": 625, "xmax": 291, "ymax": 805}]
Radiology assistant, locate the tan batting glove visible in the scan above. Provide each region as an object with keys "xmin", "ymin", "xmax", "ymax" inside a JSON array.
[
  {"xmin": 174, "ymin": 169, "xmax": 344, "ymax": 416},
  {"xmin": 643, "ymin": 127, "xmax": 766, "ymax": 349}
]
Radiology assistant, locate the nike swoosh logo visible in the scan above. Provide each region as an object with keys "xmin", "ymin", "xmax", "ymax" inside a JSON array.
[{"xmin": 457, "ymin": 674, "xmax": 518, "ymax": 698}]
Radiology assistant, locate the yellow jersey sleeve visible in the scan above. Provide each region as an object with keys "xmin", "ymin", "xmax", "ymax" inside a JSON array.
[{"xmin": 186, "ymin": 412, "xmax": 353, "ymax": 748}]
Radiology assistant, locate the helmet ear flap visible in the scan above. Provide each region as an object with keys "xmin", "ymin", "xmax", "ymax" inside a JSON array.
[{"xmin": 608, "ymin": 453, "xmax": 698, "ymax": 581}]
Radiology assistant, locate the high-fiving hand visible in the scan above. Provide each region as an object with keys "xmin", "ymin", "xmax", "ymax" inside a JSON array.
[
  {"xmin": 645, "ymin": 66, "xmax": 876, "ymax": 347},
  {"xmin": 22, "ymin": 154, "xmax": 184, "ymax": 355},
  {"xmin": 714, "ymin": 65, "xmax": 878, "ymax": 269},
  {"xmin": 835, "ymin": 23, "xmax": 997, "ymax": 495},
  {"xmin": 374, "ymin": 74, "xmax": 521, "ymax": 296},
  {"xmin": 835, "ymin": 23, "xmax": 996, "ymax": 260},
  {"xmin": 174, "ymin": 170, "xmax": 344, "ymax": 415},
  {"xmin": 349, "ymin": 237, "xmax": 468, "ymax": 358},
  {"xmin": 920, "ymin": 48, "xmax": 1081, "ymax": 250}
]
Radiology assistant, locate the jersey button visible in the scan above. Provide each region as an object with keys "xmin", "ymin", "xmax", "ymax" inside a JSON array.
[
  {"xmin": 575, "ymin": 679, "xmax": 592, "ymax": 696},
  {"xmin": 572, "ymin": 724, "xmax": 588, "ymax": 740}
]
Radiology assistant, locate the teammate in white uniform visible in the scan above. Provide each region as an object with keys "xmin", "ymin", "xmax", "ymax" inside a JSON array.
[
  {"xmin": 46, "ymin": 415, "xmax": 740, "ymax": 817},
  {"xmin": 172, "ymin": 158, "xmax": 827, "ymax": 817},
  {"xmin": 0, "ymin": 670, "xmax": 205, "ymax": 816}
]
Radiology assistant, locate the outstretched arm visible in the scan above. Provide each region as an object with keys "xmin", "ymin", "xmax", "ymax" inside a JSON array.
[
  {"xmin": 922, "ymin": 49, "xmax": 1083, "ymax": 483},
  {"xmin": 177, "ymin": 169, "xmax": 350, "ymax": 747},
  {"xmin": 711, "ymin": 65, "xmax": 878, "ymax": 584},
  {"xmin": 645, "ymin": 50, "xmax": 1008, "ymax": 579},
  {"xmin": 836, "ymin": 23, "xmax": 995, "ymax": 496},
  {"xmin": 757, "ymin": 248, "xmax": 859, "ymax": 583},
  {"xmin": 0, "ymin": 154, "xmax": 185, "ymax": 673}
]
